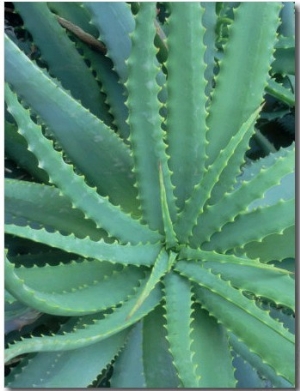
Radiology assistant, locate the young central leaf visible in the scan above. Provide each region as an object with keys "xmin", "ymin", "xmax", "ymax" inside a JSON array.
[{"xmin": 159, "ymin": 163, "xmax": 178, "ymax": 250}]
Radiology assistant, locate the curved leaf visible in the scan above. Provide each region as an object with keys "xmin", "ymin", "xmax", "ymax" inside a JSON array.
[
  {"xmin": 5, "ymin": 178, "xmax": 106, "ymax": 241},
  {"xmin": 176, "ymin": 261, "xmax": 295, "ymax": 384},
  {"xmin": 6, "ymin": 254, "xmax": 147, "ymax": 316},
  {"xmin": 175, "ymin": 107, "xmax": 261, "ymax": 243},
  {"xmin": 229, "ymin": 333, "xmax": 293, "ymax": 388},
  {"xmin": 191, "ymin": 144, "xmax": 295, "ymax": 245},
  {"xmin": 5, "ymin": 83, "xmax": 161, "ymax": 244},
  {"xmin": 5, "ymin": 34, "xmax": 137, "ymax": 213},
  {"xmin": 5, "ymin": 121, "xmax": 49, "ymax": 183},
  {"xmin": 204, "ymin": 198, "xmax": 294, "ymax": 252},
  {"xmin": 127, "ymin": 249, "xmax": 173, "ymax": 320},
  {"xmin": 5, "ymin": 224, "xmax": 162, "ymax": 266},
  {"xmin": 14, "ymin": 2, "xmax": 110, "ymax": 122},
  {"xmin": 237, "ymin": 225, "xmax": 295, "ymax": 262},
  {"xmin": 5, "ymin": 281, "xmax": 162, "ymax": 363},
  {"xmin": 6, "ymin": 324, "xmax": 129, "ymax": 388},
  {"xmin": 206, "ymin": 2, "xmax": 281, "ymax": 203},
  {"xmin": 206, "ymin": 2, "xmax": 281, "ymax": 163}
]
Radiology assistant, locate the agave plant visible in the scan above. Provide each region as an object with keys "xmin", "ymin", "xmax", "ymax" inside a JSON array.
[{"xmin": 5, "ymin": 2, "xmax": 295, "ymax": 388}]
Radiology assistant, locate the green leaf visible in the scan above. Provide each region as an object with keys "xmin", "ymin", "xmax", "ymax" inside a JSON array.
[
  {"xmin": 191, "ymin": 144, "xmax": 295, "ymax": 246},
  {"xmin": 6, "ymin": 244, "xmax": 77, "ymax": 268},
  {"xmin": 55, "ymin": 1, "xmax": 131, "ymax": 140},
  {"xmin": 202, "ymin": 2, "xmax": 217, "ymax": 99},
  {"xmin": 175, "ymin": 106, "xmax": 261, "ymax": 243},
  {"xmin": 75, "ymin": 41, "xmax": 130, "ymax": 141},
  {"xmin": 232, "ymin": 352, "xmax": 270, "ymax": 388},
  {"xmin": 237, "ymin": 225, "xmax": 295, "ymax": 262},
  {"xmin": 179, "ymin": 247, "xmax": 294, "ymax": 310},
  {"xmin": 5, "ymin": 35, "xmax": 137, "ymax": 214},
  {"xmin": 229, "ymin": 333, "xmax": 293, "ymax": 388},
  {"xmin": 266, "ymin": 303, "xmax": 295, "ymax": 334},
  {"xmin": 206, "ymin": 2, "xmax": 281, "ymax": 164},
  {"xmin": 278, "ymin": 3, "xmax": 295, "ymax": 37},
  {"xmin": 202, "ymin": 261, "xmax": 295, "ymax": 311},
  {"xmin": 158, "ymin": 164, "xmax": 177, "ymax": 249},
  {"xmin": 163, "ymin": 272, "xmax": 200, "ymax": 387},
  {"xmin": 6, "ymin": 328, "xmax": 129, "ymax": 388},
  {"xmin": 6, "ymin": 254, "xmax": 146, "ymax": 316},
  {"xmin": 266, "ymin": 78, "xmax": 295, "ymax": 107},
  {"xmin": 5, "ymin": 224, "xmax": 161, "ymax": 266},
  {"xmin": 191, "ymin": 303, "xmax": 236, "ymax": 388},
  {"xmin": 125, "ymin": 2, "xmax": 176, "ymax": 232},
  {"xmin": 8, "ymin": 259, "xmax": 115, "ymax": 293},
  {"xmin": 84, "ymin": 2, "xmax": 134, "ymax": 83},
  {"xmin": 176, "ymin": 261, "xmax": 295, "ymax": 384},
  {"xmin": 5, "ymin": 121, "xmax": 48, "ymax": 183},
  {"xmin": 204, "ymin": 198, "xmax": 294, "ymax": 252},
  {"xmin": 206, "ymin": 2, "xmax": 281, "ymax": 204},
  {"xmin": 127, "ymin": 249, "xmax": 173, "ymax": 320},
  {"xmin": 110, "ymin": 322, "xmax": 146, "ymax": 388},
  {"xmin": 5, "ymin": 179, "xmax": 107, "ymax": 241},
  {"xmin": 166, "ymin": 3, "xmax": 207, "ymax": 210},
  {"xmin": 14, "ymin": 2, "xmax": 111, "ymax": 122},
  {"xmin": 5, "ymin": 281, "xmax": 162, "ymax": 363},
  {"xmin": 179, "ymin": 247, "xmax": 291, "ymax": 274},
  {"xmin": 272, "ymin": 36, "xmax": 295, "ymax": 75},
  {"xmin": 5, "ymin": 83, "xmax": 160, "ymax": 244},
  {"xmin": 248, "ymin": 172, "xmax": 294, "ymax": 210},
  {"xmin": 142, "ymin": 305, "xmax": 180, "ymax": 388}
]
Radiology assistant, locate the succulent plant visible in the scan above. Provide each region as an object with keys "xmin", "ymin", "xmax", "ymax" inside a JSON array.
[{"xmin": 5, "ymin": 2, "xmax": 295, "ymax": 388}]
